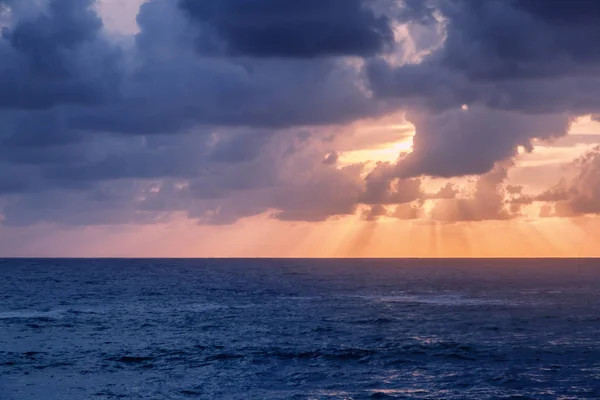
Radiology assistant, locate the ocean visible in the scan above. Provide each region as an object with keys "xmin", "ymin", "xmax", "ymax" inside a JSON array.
[{"xmin": 1, "ymin": 259, "xmax": 599, "ymax": 399}]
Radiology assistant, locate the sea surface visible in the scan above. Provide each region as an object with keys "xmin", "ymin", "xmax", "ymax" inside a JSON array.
[{"xmin": 1, "ymin": 259, "xmax": 600, "ymax": 399}]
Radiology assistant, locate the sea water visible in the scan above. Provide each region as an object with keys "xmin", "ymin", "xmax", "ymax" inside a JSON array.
[{"xmin": 1, "ymin": 259, "xmax": 599, "ymax": 399}]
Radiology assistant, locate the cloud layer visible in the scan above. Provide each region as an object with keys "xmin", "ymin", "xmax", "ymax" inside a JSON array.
[
  {"xmin": 1, "ymin": 0, "xmax": 600, "ymax": 231},
  {"xmin": 180, "ymin": 0, "xmax": 394, "ymax": 57}
]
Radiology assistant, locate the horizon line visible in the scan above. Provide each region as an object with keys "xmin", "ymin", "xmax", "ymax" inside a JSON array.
[{"xmin": 1, "ymin": 257, "xmax": 599, "ymax": 260}]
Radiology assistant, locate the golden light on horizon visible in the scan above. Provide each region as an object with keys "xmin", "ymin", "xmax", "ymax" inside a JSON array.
[
  {"xmin": 302, "ymin": 113, "xmax": 599, "ymax": 258},
  {"xmin": 3, "ymin": 111, "xmax": 599, "ymax": 258}
]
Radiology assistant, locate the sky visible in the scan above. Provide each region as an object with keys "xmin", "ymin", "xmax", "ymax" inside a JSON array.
[{"xmin": 1, "ymin": 0, "xmax": 600, "ymax": 257}]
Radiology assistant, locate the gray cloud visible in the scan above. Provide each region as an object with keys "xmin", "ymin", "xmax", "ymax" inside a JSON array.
[
  {"xmin": 179, "ymin": 0, "xmax": 394, "ymax": 58},
  {"xmin": 537, "ymin": 147, "xmax": 600, "ymax": 217},
  {"xmin": 430, "ymin": 166, "xmax": 514, "ymax": 223},
  {"xmin": 362, "ymin": 204, "xmax": 388, "ymax": 221},
  {"xmin": 0, "ymin": 0, "xmax": 121, "ymax": 110},
  {"xmin": 271, "ymin": 165, "xmax": 364, "ymax": 222},
  {"xmin": 431, "ymin": 183, "xmax": 458, "ymax": 200},
  {"xmin": 439, "ymin": 0, "xmax": 600, "ymax": 81},
  {"xmin": 399, "ymin": 107, "xmax": 570, "ymax": 178},
  {"xmin": 0, "ymin": 180, "xmax": 166, "ymax": 226},
  {"xmin": 70, "ymin": 1, "xmax": 388, "ymax": 136},
  {"xmin": 1, "ymin": 0, "xmax": 600, "ymax": 231},
  {"xmin": 360, "ymin": 162, "xmax": 423, "ymax": 205},
  {"xmin": 0, "ymin": 0, "xmax": 389, "ymax": 219},
  {"xmin": 366, "ymin": 0, "xmax": 600, "ymax": 180}
]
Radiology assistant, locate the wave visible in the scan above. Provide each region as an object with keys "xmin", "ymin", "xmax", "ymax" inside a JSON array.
[
  {"xmin": 351, "ymin": 294, "xmax": 511, "ymax": 306},
  {"xmin": 0, "ymin": 307, "xmax": 104, "ymax": 320}
]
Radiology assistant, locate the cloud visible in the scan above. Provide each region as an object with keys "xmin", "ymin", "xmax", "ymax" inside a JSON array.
[
  {"xmin": 391, "ymin": 203, "xmax": 420, "ymax": 220},
  {"xmin": 360, "ymin": 162, "xmax": 423, "ymax": 204},
  {"xmin": 398, "ymin": 107, "xmax": 570, "ymax": 178},
  {"xmin": 71, "ymin": 0, "xmax": 389, "ymax": 135},
  {"xmin": 430, "ymin": 165, "xmax": 515, "ymax": 222},
  {"xmin": 273, "ymin": 181, "xmax": 361, "ymax": 222},
  {"xmin": 1, "ymin": 0, "xmax": 600, "ymax": 232},
  {"xmin": 208, "ymin": 131, "xmax": 274, "ymax": 164},
  {"xmin": 439, "ymin": 0, "xmax": 600, "ymax": 81},
  {"xmin": 179, "ymin": 0, "xmax": 394, "ymax": 58},
  {"xmin": 0, "ymin": 0, "xmax": 392, "ymax": 221},
  {"xmin": 366, "ymin": 0, "xmax": 600, "ymax": 179},
  {"xmin": 537, "ymin": 147, "xmax": 600, "ymax": 217},
  {"xmin": 322, "ymin": 151, "xmax": 339, "ymax": 165},
  {"xmin": 0, "ymin": 180, "xmax": 166, "ymax": 226},
  {"xmin": 362, "ymin": 204, "xmax": 388, "ymax": 221},
  {"xmin": 358, "ymin": 163, "xmax": 531, "ymax": 223},
  {"xmin": 431, "ymin": 183, "xmax": 458, "ymax": 200},
  {"xmin": 0, "ymin": 0, "xmax": 121, "ymax": 109}
]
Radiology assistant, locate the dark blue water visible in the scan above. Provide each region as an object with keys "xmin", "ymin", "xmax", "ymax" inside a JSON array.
[{"xmin": 1, "ymin": 259, "xmax": 599, "ymax": 399}]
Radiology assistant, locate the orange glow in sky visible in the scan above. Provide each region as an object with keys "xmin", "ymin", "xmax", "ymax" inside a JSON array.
[
  {"xmin": 2, "ymin": 114, "xmax": 599, "ymax": 258},
  {"xmin": 11, "ymin": 213, "xmax": 599, "ymax": 258}
]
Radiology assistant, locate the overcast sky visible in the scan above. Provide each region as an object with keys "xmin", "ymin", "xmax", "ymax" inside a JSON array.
[{"xmin": 1, "ymin": 0, "xmax": 600, "ymax": 257}]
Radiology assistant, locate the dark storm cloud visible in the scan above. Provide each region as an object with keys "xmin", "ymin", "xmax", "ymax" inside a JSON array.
[
  {"xmin": 65, "ymin": 0, "xmax": 390, "ymax": 137},
  {"xmin": 208, "ymin": 131, "xmax": 273, "ymax": 164},
  {"xmin": 394, "ymin": 0, "xmax": 437, "ymax": 24},
  {"xmin": 399, "ymin": 107, "xmax": 570, "ymax": 178},
  {"xmin": 1, "ymin": 0, "xmax": 388, "ymax": 142},
  {"xmin": 439, "ymin": 0, "xmax": 600, "ymax": 81},
  {"xmin": 179, "ymin": 0, "xmax": 394, "ymax": 58},
  {"xmin": 0, "ymin": 182, "xmax": 166, "ymax": 226},
  {"xmin": 3, "ymin": 0, "xmax": 600, "ymax": 230},
  {"xmin": 0, "ymin": 0, "xmax": 121, "ymax": 109},
  {"xmin": 366, "ymin": 0, "xmax": 600, "ymax": 179},
  {"xmin": 1, "ymin": 111, "xmax": 84, "ymax": 148},
  {"xmin": 0, "ymin": 0, "xmax": 387, "ymax": 193},
  {"xmin": 0, "ymin": 164, "xmax": 35, "ymax": 194}
]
